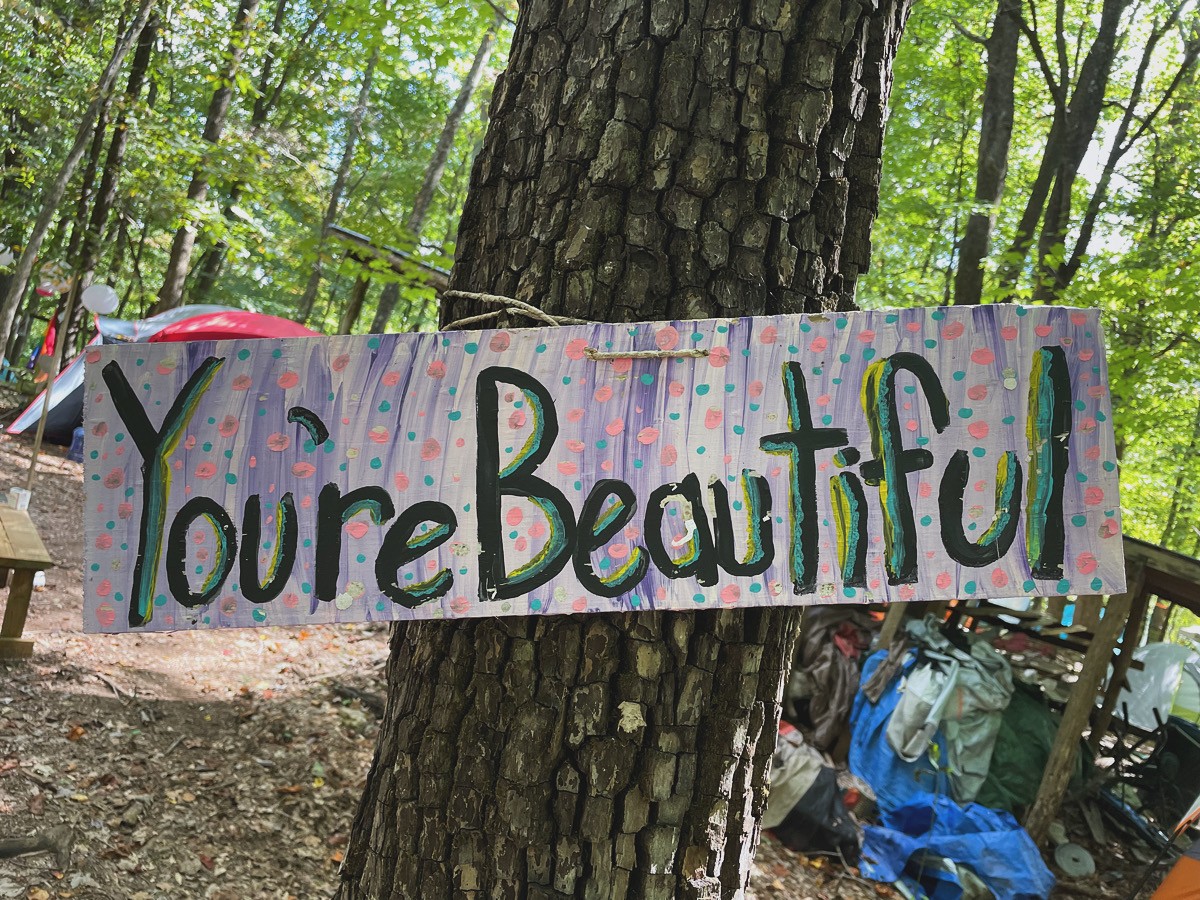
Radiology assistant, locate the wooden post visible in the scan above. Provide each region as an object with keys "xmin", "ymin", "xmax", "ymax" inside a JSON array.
[
  {"xmin": 0, "ymin": 568, "xmax": 36, "ymax": 659},
  {"xmin": 1090, "ymin": 585, "xmax": 1152, "ymax": 749},
  {"xmin": 1024, "ymin": 563, "xmax": 1144, "ymax": 844},
  {"xmin": 876, "ymin": 602, "xmax": 908, "ymax": 649}
]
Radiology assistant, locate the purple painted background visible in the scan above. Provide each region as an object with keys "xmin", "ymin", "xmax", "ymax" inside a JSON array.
[{"xmin": 82, "ymin": 305, "xmax": 1123, "ymax": 633}]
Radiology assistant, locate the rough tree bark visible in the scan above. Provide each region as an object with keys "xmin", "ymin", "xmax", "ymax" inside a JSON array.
[
  {"xmin": 952, "ymin": 0, "xmax": 1017, "ymax": 306},
  {"xmin": 368, "ymin": 14, "xmax": 501, "ymax": 333},
  {"xmin": 295, "ymin": 47, "xmax": 379, "ymax": 324},
  {"xmin": 0, "ymin": 0, "xmax": 156, "ymax": 361},
  {"xmin": 335, "ymin": 0, "xmax": 911, "ymax": 897},
  {"xmin": 151, "ymin": 0, "xmax": 261, "ymax": 314}
]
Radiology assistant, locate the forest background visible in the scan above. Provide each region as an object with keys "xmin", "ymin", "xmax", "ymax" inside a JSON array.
[{"xmin": 2, "ymin": 0, "xmax": 1199, "ymax": 628}]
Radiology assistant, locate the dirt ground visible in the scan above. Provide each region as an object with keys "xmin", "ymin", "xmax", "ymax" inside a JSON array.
[{"xmin": 0, "ymin": 432, "xmax": 1172, "ymax": 899}]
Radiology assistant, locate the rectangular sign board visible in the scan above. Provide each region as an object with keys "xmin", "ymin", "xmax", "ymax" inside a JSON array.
[{"xmin": 83, "ymin": 305, "xmax": 1123, "ymax": 632}]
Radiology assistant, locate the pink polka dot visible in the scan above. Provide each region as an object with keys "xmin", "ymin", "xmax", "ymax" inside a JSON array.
[
  {"xmin": 95, "ymin": 603, "xmax": 116, "ymax": 628},
  {"xmin": 278, "ymin": 371, "xmax": 300, "ymax": 389},
  {"xmin": 1001, "ymin": 326, "xmax": 1018, "ymax": 341},
  {"xmin": 1085, "ymin": 445, "xmax": 1101, "ymax": 460},
  {"xmin": 195, "ymin": 462, "xmax": 217, "ymax": 479},
  {"xmin": 489, "ymin": 331, "xmax": 511, "ymax": 352},
  {"xmin": 608, "ymin": 544, "xmax": 629, "ymax": 560},
  {"xmin": 232, "ymin": 374, "xmax": 252, "ymax": 391},
  {"xmin": 394, "ymin": 473, "xmax": 409, "ymax": 492},
  {"xmin": 103, "ymin": 468, "xmax": 124, "ymax": 489},
  {"xmin": 1079, "ymin": 349, "xmax": 1095, "ymax": 362},
  {"xmin": 594, "ymin": 386, "xmax": 613, "ymax": 403},
  {"xmin": 96, "ymin": 579, "xmax": 112, "ymax": 597},
  {"xmin": 218, "ymin": 414, "xmax": 239, "ymax": 438},
  {"xmin": 92, "ymin": 421, "xmax": 108, "ymax": 438},
  {"xmin": 967, "ymin": 421, "xmax": 990, "ymax": 439},
  {"xmin": 935, "ymin": 572, "xmax": 952, "ymax": 590},
  {"xmin": 557, "ymin": 461, "xmax": 578, "ymax": 476},
  {"xmin": 382, "ymin": 371, "xmax": 402, "ymax": 386},
  {"xmin": 86, "ymin": 349, "xmax": 102, "ymax": 364},
  {"xmin": 529, "ymin": 521, "xmax": 548, "ymax": 540},
  {"xmin": 118, "ymin": 502, "xmax": 133, "ymax": 519},
  {"xmin": 292, "ymin": 462, "xmax": 316, "ymax": 478},
  {"xmin": 605, "ymin": 418, "xmax": 624, "ymax": 436},
  {"xmin": 95, "ymin": 534, "xmax": 113, "ymax": 550},
  {"xmin": 514, "ymin": 537, "xmax": 528, "ymax": 552},
  {"xmin": 906, "ymin": 420, "xmax": 918, "ymax": 432},
  {"xmin": 967, "ymin": 384, "xmax": 988, "ymax": 401},
  {"xmin": 565, "ymin": 338, "xmax": 589, "ymax": 360},
  {"xmin": 661, "ymin": 445, "xmax": 678, "ymax": 466},
  {"xmin": 506, "ymin": 507, "xmax": 524, "ymax": 526},
  {"xmin": 942, "ymin": 321, "xmax": 965, "ymax": 340},
  {"xmin": 637, "ymin": 427, "xmax": 660, "ymax": 444},
  {"xmin": 810, "ymin": 336, "xmax": 828, "ymax": 352},
  {"xmin": 369, "ymin": 426, "xmax": 389, "ymax": 443},
  {"xmin": 858, "ymin": 329, "xmax": 876, "ymax": 343},
  {"xmin": 971, "ymin": 348, "xmax": 995, "ymax": 365},
  {"xmin": 748, "ymin": 380, "xmax": 764, "ymax": 398},
  {"xmin": 426, "ymin": 360, "xmax": 446, "ymax": 379},
  {"xmin": 899, "ymin": 585, "xmax": 916, "ymax": 601},
  {"xmin": 566, "ymin": 439, "xmax": 585, "ymax": 452},
  {"xmin": 720, "ymin": 584, "xmax": 741, "ymax": 604},
  {"xmin": 508, "ymin": 409, "xmax": 526, "ymax": 430},
  {"xmin": 282, "ymin": 593, "xmax": 299, "ymax": 609},
  {"xmin": 704, "ymin": 409, "xmax": 723, "ymax": 429},
  {"xmin": 815, "ymin": 394, "xmax": 831, "ymax": 407},
  {"xmin": 759, "ymin": 326, "xmax": 777, "ymax": 344},
  {"xmin": 918, "ymin": 482, "xmax": 933, "ymax": 498},
  {"xmin": 156, "ymin": 360, "xmax": 177, "ymax": 376},
  {"xmin": 345, "ymin": 521, "xmax": 369, "ymax": 539},
  {"xmin": 332, "ymin": 354, "xmax": 350, "ymax": 372},
  {"xmin": 567, "ymin": 408, "xmax": 585, "ymax": 423},
  {"xmin": 268, "ymin": 433, "xmax": 290, "ymax": 452},
  {"xmin": 572, "ymin": 597, "xmax": 588, "ymax": 612},
  {"xmin": 420, "ymin": 438, "xmax": 441, "ymax": 461},
  {"xmin": 1084, "ymin": 486, "xmax": 1104, "ymax": 506},
  {"xmin": 655, "ymin": 326, "xmax": 679, "ymax": 351},
  {"xmin": 668, "ymin": 381, "xmax": 685, "ymax": 397},
  {"xmin": 709, "ymin": 347, "xmax": 731, "ymax": 368},
  {"xmin": 991, "ymin": 568, "xmax": 1009, "ymax": 588},
  {"xmin": 450, "ymin": 596, "xmax": 470, "ymax": 614},
  {"xmin": 1076, "ymin": 551, "xmax": 1098, "ymax": 574},
  {"xmin": 1035, "ymin": 324, "xmax": 1053, "ymax": 338}
]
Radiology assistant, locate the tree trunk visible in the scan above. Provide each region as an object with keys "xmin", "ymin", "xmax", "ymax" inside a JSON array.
[
  {"xmin": 952, "ymin": 0, "xmax": 1017, "ymax": 306},
  {"xmin": 368, "ymin": 16, "xmax": 500, "ymax": 333},
  {"xmin": 151, "ymin": 0, "xmax": 260, "ymax": 314},
  {"xmin": 73, "ymin": 14, "xmax": 158, "ymax": 303},
  {"xmin": 0, "ymin": 0, "xmax": 157, "ymax": 360},
  {"xmin": 336, "ymin": 0, "xmax": 912, "ymax": 897},
  {"xmin": 295, "ymin": 47, "xmax": 379, "ymax": 324},
  {"xmin": 191, "ymin": 0, "xmax": 303, "ymax": 300},
  {"xmin": 337, "ymin": 272, "xmax": 370, "ymax": 334}
]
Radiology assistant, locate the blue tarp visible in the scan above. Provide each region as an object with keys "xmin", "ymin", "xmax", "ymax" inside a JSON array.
[
  {"xmin": 851, "ymin": 649, "xmax": 1054, "ymax": 899},
  {"xmin": 860, "ymin": 792, "xmax": 1055, "ymax": 900},
  {"xmin": 850, "ymin": 649, "xmax": 952, "ymax": 813}
]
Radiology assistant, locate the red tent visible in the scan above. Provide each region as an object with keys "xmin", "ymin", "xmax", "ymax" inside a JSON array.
[{"xmin": 146, "ymin": 310, "xmax": 319, "ymax": 343}]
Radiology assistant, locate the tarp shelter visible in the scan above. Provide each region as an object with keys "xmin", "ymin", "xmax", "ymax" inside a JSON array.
[{"xmin": 7, "ymin": 306, "xmax": 319, "ymax": 445}]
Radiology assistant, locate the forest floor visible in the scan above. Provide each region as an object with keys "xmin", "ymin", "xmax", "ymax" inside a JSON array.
[{"xmin": 0, "ymin": 431, "xmax": 1170, "ymax": 899}]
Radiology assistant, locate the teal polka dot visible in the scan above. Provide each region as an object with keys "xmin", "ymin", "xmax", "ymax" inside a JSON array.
[
  {"xmin": 863, "ymin": 349, "xmax": 876, "ymax": 361},
  {"xmin": 448, "ymin": 410, "xmax": 462, "ymax": 421},
  {"xmin": 368, "ymin": 337, "xmax": 380, "ymax": 350},
  {"xmin": 633, "ymin": 459, "xmax": 644, "ymax": 469},
  {"xmin": 1091, "ymin": 577, "xmax": 1104, "ymax": 591},
  {"xmin": 378, "ymin": 400, "xmax": 391, "ymax": 412},
  {"xmin": 972, "ymin": 447, "xmax": 986, "ymax": 457},
  {"xmin": 964, "ymin": 581, "xmax": 977, "ymax": 593},
  {"xmin": 640, "ymin": 374, "xmax": 654, "ymax": 385},
  {"xmin": 733, "ymin": 425, "xmax": 745, "ymax": 435},
  {"xmin": 1057, "ymin": 579, "xmax": 1071, "ymax": 593},
  {"xmin": 530, "ymin": 599, "xmax": 543, "ymax": 611},
  {"xmin": 1096, "ymin": 411, "xmax": 1107, "ymax": 422},
  {"xmin": 89, "ymin": 450, "xmax": 99, "ymax": 459},
  {"xmin": 1072, "ymin": 514, "xmax": 1087, "ymax": 527},
  {"xmin": 1074, "ymin": 400, "xmax": 1087, "ymax": 411},
  {"xmin": 252, "ymin": 609, "xmax": 267, "ymax": 622},
  {"xmin": 114, "ymin": 433, "xmax": 124, "ymax": 443},
  {"xmin": 696, "ymin": 384, "xmax": 710, "ymax": 396},
  {"xmin": 836, "ymin": 317, "xmax": 848, "ymax": 329},
  {"xmin": 596, "ymin": 439, "xmax": 608, "ymax": 449},
  {"xmin": 448, "ymin": 386, "xmax": 457, "ymax": 396},
  {"xmin": 1023, "ymin": 580, "xmax": 1036, "ymax": 593},
  {"xmin": 226, "ymin": 473, "xmax": 238, "ymax": 485},
  {"xmin": 724, "ymin": 383, "xmax": 735, "ymax": 393},
  {"xmin": 1002, "ymin": 415, "xmax": 1016, "ymax": 425},
  {"xmin": 920, "ymin": 515, "xmax": 932, "ymax": 526},
  {"xmin": 843, "ymin": 587, "xmax": 856, "ymax": 598},
  {"xmin": 839, "ymin": 353, "xmax": 851, "ymax": 364},
  {"xmin": 693, "ymin": 593, "xmax": 706, "ymax": 603},
  {"xmin": 931, "ymin": 309, "xmax": 946, "ymax": 320},
  {"xmin": 238, "ymin": 349, "xmax": 250, "ymax": 361},
  {"xmin": 958, "ymin": 408, "xmax": 973, "ymax": 419},
  {"xmin": 925, "ymin": 339, "xmax": 937, "ymax": 349},
  {"xmin": 800, "ymin": 322, "xmax": 811, "ymax": 333},
  {"xmin": 424, "ymin": 474, "xmax": 435, "ymax": 486},
  {"xmin": 821, "ymin": 415, "xmax": 833, "ymax": 425},
  {"xmin": 1102, "ymin": 460, "xmax": 1116, "ymax": 472},
  {"xmin": 407, "ymin": 432, "xmax": 417, "ymax": 441},
  {"xmin": 903, "ymin": 385, "xmax": 916, "ymax": 394},
  {"xmin": 203, "ymin": 442, "xmax": 213, "ymax": 452},
  {"xmin": 749, "ymin": 583, "xmax": 762, "ymax": 593},
  {"xmin": 952, "ymin": 371, "xmax": 966, "ymax": 382},
  {"xmin": 788, "ymin": 345, "xmax": 799, "ymax": 354},
  {"xmin": 370, "ymin": 457, "xmax": 382, "ymax": 470},
  {"xmin": 1075, "ymin": 472, "xmax": 1088, "ymax": 482},
  {"xmin": 464, "ymin": 342, "xmax": 478, "ymax": 354},
  {"xmin": 696, "ymin": 446, "xmax": 706, "ymax": 455}
]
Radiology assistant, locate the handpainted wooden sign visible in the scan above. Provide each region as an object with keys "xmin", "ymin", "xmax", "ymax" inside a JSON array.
[{"xmin": 83, "ymin": 305, "xmax": 1123, "ymax": 632}]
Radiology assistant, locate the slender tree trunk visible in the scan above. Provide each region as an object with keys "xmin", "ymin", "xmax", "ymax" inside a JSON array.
[
  {"xmin": 191, "ymin": 0, "xmax": 298, "ymax": 299},
  {"xmin": 0, "ymin": 0, "xmax": 157, "ymax": 360},
  {"xmin": 1161, "ymin": 397, "xmax": 1200, "ymax": 549},
  {"xmin": 337, "ymin": 272, "xmax": 370, "ymax": 334},
  {"xmin": 368, "ymin": 19, "xmax": 500, "ymax": 333},
  {"xmin": 953, "ymin": 0, "xmax": 1018, "ymax": 305},
  {"xmin": 296, "ymin": 47, "xmax": 379, "ymax": 324},
  {"xmin": 336, "ymin": 1, "xmax": 912, "ymax": 897},
  {"xmin": 151, "ymin": 0, "xmax": 260, "ymax": 314}
]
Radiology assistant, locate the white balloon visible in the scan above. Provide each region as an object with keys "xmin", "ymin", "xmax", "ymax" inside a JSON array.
[
  {"xmin": 0, "ymin": 246, "xmax": 13, "ymax": 267},
  {"xmin": 81, "ymin": 283, "xmax": 119, "ymax": 314}
]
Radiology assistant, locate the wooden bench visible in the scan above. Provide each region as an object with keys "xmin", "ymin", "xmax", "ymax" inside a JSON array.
[{"xmin": 0, "ymin": 507, "xmax": 55, "ymax": 660}]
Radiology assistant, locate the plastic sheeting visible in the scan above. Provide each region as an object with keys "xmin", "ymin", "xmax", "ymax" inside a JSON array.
[
  {"xmin": 1112, "ymin": 642, "xmax": 1200, "ymax": 731},
  {"xmin": 859, "ymin": 792, "xmax": 1055, "ymax": 900}
]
